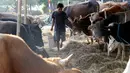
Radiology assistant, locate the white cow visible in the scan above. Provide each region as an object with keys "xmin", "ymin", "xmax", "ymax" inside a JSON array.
[
  {"xmin": 107, "ymin": 35, "xmax": 125, "ymax": 60},
  {"xmin": 123, "ymin": 56, "xmax": 130, "ymax": 73}
]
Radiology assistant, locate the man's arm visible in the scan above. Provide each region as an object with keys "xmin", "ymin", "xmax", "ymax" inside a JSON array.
[
  {"xmin": 51, "ymin": 18, "xmax": 55, "ymax": 31},
  {"xmin": 51, "ymin": 12, "xmax": 55, "ymax": 31}
]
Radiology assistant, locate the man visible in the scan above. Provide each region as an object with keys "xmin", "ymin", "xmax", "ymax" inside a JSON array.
[{"xmin": 51, "ymin": 3, "xmax": 68, "ymax": 52}]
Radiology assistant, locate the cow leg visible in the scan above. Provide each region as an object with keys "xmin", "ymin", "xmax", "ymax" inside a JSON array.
[
  {"xmin": 56, "ymin": 41, "xmax": 60, "ymax": 56},
  {"xmin": 103, "ymin": 42, "xmax": 107, "ymax": 52},
  {"xmin": 115, "ymin": 45, "xmax": 121, "ymax": 60},
  {"xmin": 96, "ymin": 39, "xmax": 100, "ymax": 49},
  {"xmin": 60, "ymin": 40, "xmax": 63, "ymax": 48},
  {"xmin": 121, "ymin": 43, "xmax": 125, "ymax": 61},
  {"xmin": 70, "ymin": 30, "xmax": 73, "ymax": 36},
  {"xmin": 56, "ymin": 41, "xmax": 60, "ymax": 51},
  {"xmin": 86, "ymin": 36, "xmax": 90, "ymax": 44},
  {"xmin": 90, "ymin": 36, "xmax": 94, "ymax": 44}
]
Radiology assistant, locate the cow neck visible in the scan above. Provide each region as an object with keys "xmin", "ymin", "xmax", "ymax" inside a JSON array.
[
  {"xmin": 103, "ymin": 14, "xmax": 118, "ymax": 27},
  {"xmin": 4, "ymin": 36, "xmax": 61, "ymax": 73},
  {"xmin": 99, "ymin": 11, "xmax": 106, "ymax": 18},
  {"xmin": 116, "ymin": 24, "xmax": 129, "ymax": 44}
]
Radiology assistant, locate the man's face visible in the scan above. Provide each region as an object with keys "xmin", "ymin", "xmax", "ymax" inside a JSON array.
[{"xmin": 58, "ymin": 7, "xmax": 63, "ymax": 12}]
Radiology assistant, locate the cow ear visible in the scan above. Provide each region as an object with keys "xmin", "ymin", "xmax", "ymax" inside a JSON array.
[
  {"xmin": 109, "ymin": 35, "xmax": 113, "ymax": 39},
  {"xmin": 86, "ymin": 14, "xmax": 91, "ymax": 18},
  {"xmin": 73, "ymin": 17, "xmax": 78, "ymax": 23},
  {"xmin": 108, "ymin": 23, "xmax": 114, "ymax": 27},
  {"xmin": 106, "ymin": 23, "xmax": 114, "ymax": 29},
  {"xmin": 98, "ymin": 17, "xmax": 104, "ymax": 20}
]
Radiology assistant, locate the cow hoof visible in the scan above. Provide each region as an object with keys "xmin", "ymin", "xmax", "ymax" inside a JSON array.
[{"xmin": 86, "ymin": 42, "xmax": 91, "ymax": 44}]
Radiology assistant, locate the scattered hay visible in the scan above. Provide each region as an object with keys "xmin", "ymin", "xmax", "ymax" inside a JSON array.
[
  {"xmin": 75, "ymin": 53, "xmax": 111, "ymax": 69},
  {"xmin": 103, "ymin": 68, "xmax": 124, "ymax": 73},
  {"xmin": 47, "ymin": 36, "xmax": 128, "ymax": 73},
  {"xmin": 98, "ymin": 61, "xmax": 126, "ymax": 73}
]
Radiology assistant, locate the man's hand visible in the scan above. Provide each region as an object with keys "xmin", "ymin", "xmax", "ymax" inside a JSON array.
[
  {"xmin": 50, "ymin": 27, "xmax": 53, "ymax": 31},
  {"xmin": 51, "ymin": 18, "xmax": 54, "ymax": 31}
]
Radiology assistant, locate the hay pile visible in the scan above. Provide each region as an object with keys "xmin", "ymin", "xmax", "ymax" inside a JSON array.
[{"xmin": 59, "ymin": 39, "xmax": 128, "ymax": 73}]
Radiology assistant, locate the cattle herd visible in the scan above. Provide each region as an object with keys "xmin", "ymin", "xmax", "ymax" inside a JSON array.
[
  {"xmin": 0, "ymin": 1, "xmax": 130, "ymax": 73},
  {"xmin": 64, "ymin": 1, "xmax": 130, "ymax": 73}
]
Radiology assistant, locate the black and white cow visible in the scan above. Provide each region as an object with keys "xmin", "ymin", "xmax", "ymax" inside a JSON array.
[
  {"xmin": 104, "ymin": 21, "xmax": 130, "ymax": 60},
  {"xmin": 123, "ymin": 56, "xmax": 130, "ymax": 73},
  {"xmin": 0, "ymin": 19, "xmax": 49, "ymax": 57},
  {"xmin": 106, "ymin": 21, "xmax": 130, "ymax": 44},
  {"xmin": 89, "ymin": 10, "xmax": 130, "ymax": 43}
]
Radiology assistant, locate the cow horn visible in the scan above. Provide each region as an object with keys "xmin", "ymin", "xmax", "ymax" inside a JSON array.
[
  {"xmin": 59, "ymin": 54, "xmax": 73, "ymax": 66},
  {"xmin": 80, "ymin": 15, "xmax": 83, "ymax": 19},
  {"xmin": 110, "ymin": 35, "xmax": 114, "ymax": 40},
  {"xmin": 68, "ymin": 17, "xmax": 73, "ymax": 24},
  {"xmin": 87, "ymin": 14, "xmax": 91, "ymax": 17}
]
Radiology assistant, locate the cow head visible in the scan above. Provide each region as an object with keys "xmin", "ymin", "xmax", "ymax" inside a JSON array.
[
  {"xmin": 106, "ymin": 22, "xmax": 117, "ymax": 32},
  {"xmin": 72, "ymin": 16, "xmax": 82, "ymax": 34},
  {"xmin": 107, "ymin": 35, "xmax": 117, "ymax": 56},
  {"xmin": 32, "ymin": 17, "xmax": 45, "ymax": 28},
  {"xmin": 72, "ymin": 15, "xmax": 92, "ymax": 35},
  {"xmin": 89, "ymin": 12, "xmax": 104, "ymax": 25}
]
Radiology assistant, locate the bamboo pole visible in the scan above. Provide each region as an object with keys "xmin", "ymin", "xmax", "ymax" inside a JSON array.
[{"xmin": 17, "ymin": 0, "xmax": 22, "ymax": 36}]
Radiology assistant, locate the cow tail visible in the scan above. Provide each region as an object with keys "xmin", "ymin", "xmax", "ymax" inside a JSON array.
[{"xmin": 125, "ymin": 12, "xmax": 127, "ymax": 23}]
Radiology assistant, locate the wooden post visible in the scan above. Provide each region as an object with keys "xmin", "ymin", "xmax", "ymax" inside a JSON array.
[
  {"xmin": 17, "ymin": 0, "xmax": 22, "ymax": 36},
  {"xmin": 101, "ymin": 0, "xmax": 103, "ymax": 3},
  {"xmin": 24, "ymin": 0, "xmax": 27, "ymax": 24},
  {"xmin": 68, "ymin": 0, "xmax": 70, "ymax": 5}
]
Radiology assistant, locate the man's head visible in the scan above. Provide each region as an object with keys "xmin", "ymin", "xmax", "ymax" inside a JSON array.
[{"xmin": 57, "ymin": 3, "xmax": 64, "ymax": 12}]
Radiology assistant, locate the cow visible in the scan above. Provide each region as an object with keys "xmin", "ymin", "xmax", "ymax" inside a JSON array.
[
  {"xmin": 71, "ymin": 5, "xmax": 125, "ymax": 44},
  {"xmin": 88, "ymin": 10, "xmax": 130, "ymax": 46},
  {"xmin": 107, "ymin": 35, "xmax": 125, "ymax": 60},
  {"xmin": 89, "ymin": 5, "xmax": 125, "ymax": 25},
  {"xmin": 64, "ymin": 1, "xmax": 99, "ymax": 21},
  {"xmin": 89, "ymin": 10, "xmax": 130, "ymax": 38},
  {"xmin": 63, "ymin": 1, "xmax": 99, "ymax": 35},
  {"xmin": 72, "ymin": 15, "xmax": 94, "ymax": 44},
  {"xmin": 0, "ymin": 20, "xmax": 49, "ymax": 57},
  {"xmin": 73, "ymin": 5, "xmax": 124, "ymax": 36},
  {"xmin": 88, "ymin": 10, "xmax": 130, "ymax": 51},
  {"xmin": 123, "ymin": 56, "xmax": 130, "ymax": 73},
  {"xmin": 100, "ymin": 21, "xmax": 130, "ymax": 60},
  {"xmin": 106, "ymin": 21, "xmax": 130, "ymax": 45},
  {"xmin": 0, "ymin": 33, "xmax": 82, "ymax": 73},
  {"xmin": 100, "ymin": 1, "xmax": 130, "ymax": 11}
]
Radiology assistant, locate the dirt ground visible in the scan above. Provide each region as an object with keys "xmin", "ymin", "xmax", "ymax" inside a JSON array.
[{"xmin": 42, "ymin": 32, "xmax": 129, "ymax": 73}]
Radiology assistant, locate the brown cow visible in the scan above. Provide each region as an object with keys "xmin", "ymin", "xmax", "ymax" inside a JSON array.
[
  {"xmin": 100, "ymin": 1, "xmax": 130, "ymax": 11},
  {"xmin": 64, "ymin": 1, "xmax": 99, "ymax": 21},
  {"xmin": 0, "ymin": 34, "xmax": 82, "ymax": 73},
  {"xmin": 63, "ymin": 1, "xmax": 99, "ymax": 36},
  {"xmin": 89, "ymin": 5, "xmax": 125, "ymax": 24}
]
